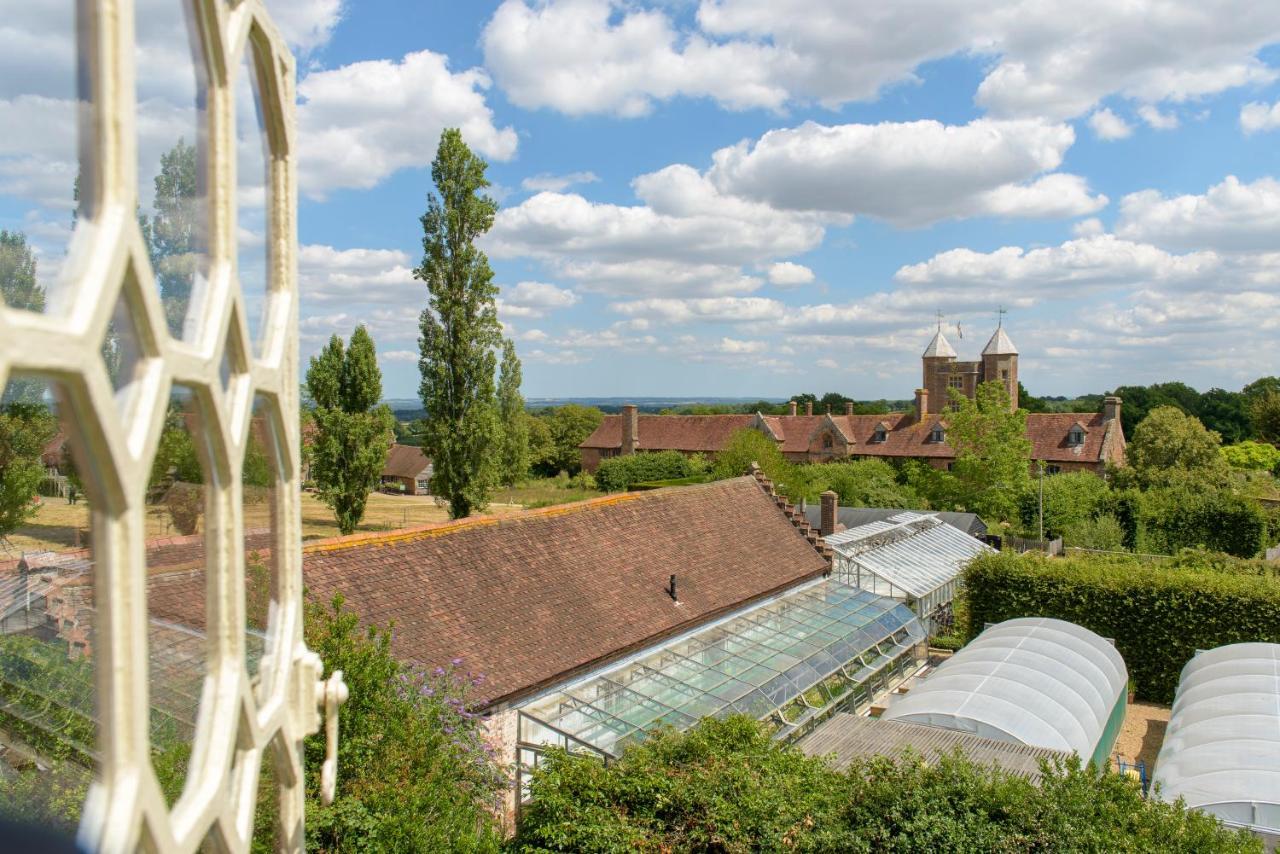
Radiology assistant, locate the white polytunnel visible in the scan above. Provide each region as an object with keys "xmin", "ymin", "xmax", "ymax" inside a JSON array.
[
  {"xmin": 1153, "ymin": 643, "xmax": 1280, "ymax": 835},
  {"xmin": 881, "ymin": 617, "xmax": 1128, "ymax": 766}
]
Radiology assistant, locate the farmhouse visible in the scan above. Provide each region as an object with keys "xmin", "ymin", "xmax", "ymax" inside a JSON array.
[{"xmin": 580, "ymin": 323, "xmax": 1126, "ymax": 475}]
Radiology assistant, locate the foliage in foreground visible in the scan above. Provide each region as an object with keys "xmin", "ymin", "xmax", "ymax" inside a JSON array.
[
  {"xmin": 961, "ymin": 550, "xmax": 1280, "ymax": 703},
  {"xmin": 303, "ymin": 596, "xmax": 505, "ymax": 853},
  {"xmin": 511, "ymin": 716, "xmax": 1259, "ymax": 854}
]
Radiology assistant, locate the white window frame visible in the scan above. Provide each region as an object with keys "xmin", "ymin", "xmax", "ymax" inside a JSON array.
[{"xmin": 0, "ymin": 3, "xmax": 342, "ymax": 850}]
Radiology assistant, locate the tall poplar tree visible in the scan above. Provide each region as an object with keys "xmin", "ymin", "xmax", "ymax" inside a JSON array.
[
  {"xmin": 497, "ymin": 339, "xmax": 528, "ymax": 487},
  {"xmin": 306, "ymin": 326, "xmax": 394, "ymax": 535},
  {"xmin": 416, "ymin": 129, "xmax": 502, "ymax": 519}
]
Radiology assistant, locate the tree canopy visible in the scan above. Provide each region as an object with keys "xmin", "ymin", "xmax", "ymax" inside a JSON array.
[
  {"xmin": 416, "ymin": 129, "xmax": 503, "ymax": 519},
  {"xmin": 0, "ymin": 230, "xmax": 44, "ymax": 311},
  {"xmin": 497, "ymin": 339, "xmax": 528, "ymax": 486},
  {"xmin": 945, "ymin": 381, "xmax": 1032, "ymax": 522},
  {"xmin": 1124, "ymin": 405, "xmax": 1229, "ymax": 489},
  {"xmin": 306, "ymin": 326, "xmax": 395, "ymax": 535}
]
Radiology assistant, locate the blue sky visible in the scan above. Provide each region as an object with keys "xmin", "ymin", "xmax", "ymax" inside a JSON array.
[{"xmin": 5, "ymin": 1, "xmax": 1280, "ymax": 401}]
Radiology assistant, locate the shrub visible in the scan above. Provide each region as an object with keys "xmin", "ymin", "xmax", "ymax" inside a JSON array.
[
  {"xmin": 1222, "ymin": 440, "xmax": 1280, "ymax": 471},
  {"xmin": 929, "ymin": 634, "xmax": 965, "ymax": 651},
  {"xmin": 567, "ymin": 471, "xmax": 596, "ymax": 491},
  {"xmin": 1019, "ymin": 471, "xmax": 1108, "ymax": 539},
  {"xmin": 511, "ymin": 716, "xmax": 1259, "ymax": 853},
  {"xmin": 595, "ymin": 451, "xmax": 698, "ymax": 492},
  {"xmin": 711, "ymin": 428, "xmax": 789, "ymax": 487},
  {"xmin": 1063, "ymin": 512, "xmax": 1126, "ymax": 551},
  {"xmin": 960, "ymin": 550, "xmax": 1280, "ymax": 702},
  {"xmin": 798, "ymin": 459, "xmax": 927, "ymax": 509},
  {"xmin": 1137, "ymin": 486, "xmax": 1268, "ymax": 557},
  {"xmin": 164, "ymin": 482, "xmax": 203, "ymax": 535}
]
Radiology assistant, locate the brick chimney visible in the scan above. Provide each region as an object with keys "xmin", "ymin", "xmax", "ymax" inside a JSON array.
[
  {"xmin": 1103, "ymin": 395, "xmax": 1122, "ymax": 423},
  {"xmin": 915, "ymin": 388, "xmax": 928, "ymax": 421},
  {"xmin": 788, "ymin": 399, "xmax": 797, "ymax": 416},
  {"xmin": 805, "ymin": 401, "xmax": 814, "ymax": 416},
  {"xmin": 621, "ymin": 404, "xmax": 639, "ymax": 455},
  {"xmin": 820, "ymin": 490, "xmax": 838, "ymax": 537},
  {"xmin": 845, "ymin": 401, "xmax": 854, "ymax": 416}
]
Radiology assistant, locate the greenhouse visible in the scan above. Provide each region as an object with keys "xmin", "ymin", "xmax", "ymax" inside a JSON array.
[
  {"xmin": 824, "ymin": 512, "xmax": 992, "ymax": 633},
  {"xmin": 1153, "ymin": 643, "xmax": 1280, "ymax": 836},
  {"xmin": 882, "ymin": 617, "xmax": 1127, "ymax": 766},
  {"xmin": 515, "ymin": 579, "xmax": 926, "ymax": 796}
]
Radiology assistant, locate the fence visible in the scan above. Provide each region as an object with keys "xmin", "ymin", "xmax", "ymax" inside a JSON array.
[{"xmin": 1002, "ymin": 535, "xmax": 1064, "ymax": 556}]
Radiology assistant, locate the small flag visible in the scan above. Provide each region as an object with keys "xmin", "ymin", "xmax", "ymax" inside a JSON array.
[{"xmin": 956, "ymin": 322, "xmax": 964, "ymax": 339}]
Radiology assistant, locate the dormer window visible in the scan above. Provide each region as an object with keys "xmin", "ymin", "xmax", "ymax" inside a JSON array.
[
  {"xmin": 872, "ymin": 426, "xmax": 887, "ymax": 443},
  {"xmin": 1067, "ymin": 425, "xmax": 1085, "ymax": 446},
  {"xmin": 929, "ymin": 426, "xmax": 945, "ymax": 443},
  {"xmin": 822, "ymin": 433, "xmax": 834, "ymax": 449}
]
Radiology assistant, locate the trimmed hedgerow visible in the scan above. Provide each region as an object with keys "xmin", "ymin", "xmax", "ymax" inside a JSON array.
[
  {"xmin": 509, "ymin": 716, "xmax": 1260, "ymax": 853},
  {"xmin": 960, "ymin": 550, "xmax": 1280, "ymax": 703},
  {"xmin": 595, "ymin": 451, "xmax": 704, "ymax": 492}
]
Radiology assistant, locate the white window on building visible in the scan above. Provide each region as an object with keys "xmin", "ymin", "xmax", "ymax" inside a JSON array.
[
  {"xmin": 930, "ymin": 427, "xmax": 946, "ymax": 443},
  {"xmin": 417, "ymin": 477, "xmax": 431, "ymax": 493},
  {"xmin": 948, "ymin": 376, "xmax": 964, "ymax": 389},
  {"xmin": 1068, "ymin": 426, "xmax": 1085, "ymax": 446},
  {"xmin": 872, "ymin": 426, "xmax": 887, "ymax": 443}
]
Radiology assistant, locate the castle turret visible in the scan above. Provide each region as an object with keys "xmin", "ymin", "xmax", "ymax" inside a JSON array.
[
  {"xmin": 921, "ymin": 329, "xmax": 957, "ymax": 416},
  {"xmin": 981, "ymin": 325, "xmax": 1019, "ymax": 411}
]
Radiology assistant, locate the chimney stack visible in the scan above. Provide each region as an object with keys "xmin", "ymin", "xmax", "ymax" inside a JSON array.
[
  {"xmin": 826, "ymin": 403, "xmax": 832, "ymax": 414},
  {"xmin": 915, "ymin": 388, "xmax": 929, "ymax": 421},
  {"xmin": 1103, "ymin": 395, "xmax": 1122, "ymax": 424},
  {"xmin": 622, "ymin": 404, "xmax": 639, "ymax": 455},
  {"xmin": 820, "ymin": 490, "xmax": 838, "ymax": 537},
  {"xmin": 845, "ymin": 401, "xmax": 854, "ymax": 416},
  {"xmin": 805, "ymin": 401, "xmax": 814, "ymax": 416},
  {"xmin": 788, "ymin": 399, "xmax": 797, "ymax": 417}
]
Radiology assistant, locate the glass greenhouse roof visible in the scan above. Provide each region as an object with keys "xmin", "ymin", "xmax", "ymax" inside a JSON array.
[{"xmin": 518, "ymin": 579, "xmax": 924, "ymax": 757}]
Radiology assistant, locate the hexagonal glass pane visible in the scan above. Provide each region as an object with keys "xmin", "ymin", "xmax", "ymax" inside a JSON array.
[
  {"xmin": 101, "ymin": 283, "xmax": 152, "ymax": 424},
  {"xmin": 244, "ymin": 393, "xmax": 280, "ymax": 702},
  {"xmin": 0, "ymin": 4, "xmax": 94, "ymax": 316},
  {"xmin": 146, "ymin": 383, "xmax": 210, "ymax": 807},
  {"xmin": 136, "ymin": 0, "xmax": 210, "ymax": 341},
  {"xmin": 236, "ymin": 37, "xmax": 274, "ymax": 357},
  {"xmin": 0, "ymin": 376, "xmax": 98, "ymax": 833}
]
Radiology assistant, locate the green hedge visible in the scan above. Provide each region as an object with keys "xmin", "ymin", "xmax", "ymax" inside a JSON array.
[
  {"xmin": 595, "ymin": 451, "xmax": 703, "ymax": 492},
  {"xmin": 628, "ymin": 474, "xmax": 715, "ymax": 490},
  {"xmin": 961, "ymin": 551, "xmax": 1280, "ymax": 703}
]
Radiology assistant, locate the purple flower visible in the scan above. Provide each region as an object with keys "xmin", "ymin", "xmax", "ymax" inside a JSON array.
[
  {"xmin": 451, "ymin": 657, "xmax": 463, "ymax": 666},
  {"xmin": 432, "ymin": 666, "xmax": 445, "ymax": 677}
]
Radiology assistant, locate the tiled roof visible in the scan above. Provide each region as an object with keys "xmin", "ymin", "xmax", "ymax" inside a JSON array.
[
  {"xmin": 580, "ymin": 414, "xmax": 756, "ymax": 451},
  {"xmin": 383, "ymin": 443, "xmax": 431, "ymax": 478},
  {"xmin": 923, "ymin": 330, "xmax": 957, "ymax": 358},
  {"xmin": 582, "ymin": 410, "xmax": 1119, "ymax": 464},
  {"xmin": 301, "ymin": 476, "xmax": 830, "ymax": 707},
  {"xmin": 982, "ymin": 326, "xmax": 1018, "ymax": 355}
]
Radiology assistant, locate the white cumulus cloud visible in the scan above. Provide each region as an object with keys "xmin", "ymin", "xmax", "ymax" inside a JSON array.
[
  {"xmin": 1240, "ymin": 100, "xmax": 1280, "ymax": 133},
  {"xmin": 1116, "ymin": 175, "xmax": 1280, "ymax": 252},
  {"xmin": 521, "ymin": 171, "xmax": 601, "ymax": 192},
  {"xmin": 766, "ymin": 262, "xmax": 815, "ymax": 287},
  {"xmin": 1089, "ymin": 108, "xmax": 1133, "ymax": 140}
]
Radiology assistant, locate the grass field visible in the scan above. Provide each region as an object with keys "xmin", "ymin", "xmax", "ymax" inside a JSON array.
[{"xmin": 3, "ymin": 478, "xmax": 606, "ymax": 557}]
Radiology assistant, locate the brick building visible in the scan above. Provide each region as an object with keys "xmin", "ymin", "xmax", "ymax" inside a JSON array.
[{"xmin": 580, "ymin": 324, "xmax": 1125, "ymax": 475}]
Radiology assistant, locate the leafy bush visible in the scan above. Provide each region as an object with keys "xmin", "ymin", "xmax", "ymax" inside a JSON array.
[
  {"xmin": 511, "ymin": 716, "xmax": 1259, "ymax": 853},
  {"xmin": 567, "ymin": 471, "xmax": 596, "ymax": 491},
  {"xmin": 303, "ymin": 596, "xmax": 505, "ymax": 852},
  {"xmin": 1222, "ymin": 440, "xmax": 1280, "ymax": 471},
  {"xmin": 711, "ymin": 428, "xmax": 789, "ymax": 487},
  {"xmin": 797, "ymin": 459, "xmax": 926, "ymax": 509},
  {"xmin": 1019, "ymin": 471, "xmax": 1109, "ymax": 539},
  {"xmin": 164, "ymin": 481, "xmax": 203, "ymax": 535},
  {"xmin": 1063, "ymin": 512, "xmax": 1126, "ymax": 551},
  {"xmin": 960, "ymin": 550, "xmax": 1280, "ymax": 702},
  {"xmin": 595, "ymin": 450, "xmax": 702, "ymax": 492},
  {"xmin": 1137, "ymin": 485, "xmax": 1268, "ymax": 557},
  {"xmin": 929, "ymin": 634, "xmax": 965, "ymax": 651}
]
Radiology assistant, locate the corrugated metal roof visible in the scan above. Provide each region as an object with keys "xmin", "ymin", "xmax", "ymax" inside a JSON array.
[{"xmin": 799, "ymin": 712, "xmax": 1067, "ymax": 782}]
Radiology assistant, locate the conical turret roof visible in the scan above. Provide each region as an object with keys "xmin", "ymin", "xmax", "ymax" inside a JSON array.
[
  {"xmin": 982, "ymin": 325, "xmax": 1018, "ymax": 355},
  {"xmin": 923, "ymin": 329, "xmax": 957, "ymax": 358}
]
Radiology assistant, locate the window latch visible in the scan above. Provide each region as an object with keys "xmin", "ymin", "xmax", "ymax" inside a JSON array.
[{"xmin": 318, "ymin": 670, "xmax": 350, "ymax": 805}]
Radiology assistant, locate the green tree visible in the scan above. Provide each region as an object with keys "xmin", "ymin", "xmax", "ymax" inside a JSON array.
[
  {"xmin": 141, "ymin": 138, "xmax": 200, "ymax": 337},
  {"xmin": 306, "ymin": 327, "xmax": 394, "ymax": 535},
  {"xmin": 496, "ymin": 339, "xmax": 528, "ymax": 486},
  {"xmin": 1222, "ymin": 440, "xmax": 1280, "ymax": 472},
  {"xmin": 1125, "ymin": 405, "xmax": 1229, "ymax": 489},
  {"xmin": 1017, "ymin": 381, "xmax": 1051, "ymax": 413},
  {"xmin": 535, "ymin": 405, "xmax": 604, "ymax": 475},
  {"xmin": 711, "ymin": 428, "xmax": 789, "ymax": 488},
  {"xmin": 945, "ymin": 381, "xmax": 1031, "ymax": 522},
  {"xmin": 1197, "ymin": 387, "xmax": 1251, "ymax": 444},
  {"xmin": 0, "ymin": 401, "xmax": 57, "ymax": 538},
  {"xmin": 416, "ymin": 129, "xmax": 503, "ymax": 519},
  {"xmin": 1020, "ymin": 470, "xmax": 1109, "ymax": 540},
  {"xmin": 0, "ymin": 230, "xmax": 44, "ymax": 311},
  {"xmin": 1243, "ymin": 376, "xmax": 1280, "ymax": 400},
  {"xmin": 1249, "ymin": 390, "xmax": 1280, "ymax": 446},
  {"xmin": 798, "ymin": 459, "xmax": 925, "ymax": 509},
  {"xmin": 525, "ymin": 411, "xmax": 554, "ymax": 473},
  {"xmin": 1109, "ymin": 381, "xmax": 1203, "ymax": 439}
]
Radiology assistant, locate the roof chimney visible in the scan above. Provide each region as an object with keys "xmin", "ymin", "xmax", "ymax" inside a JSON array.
[
  {"xmin": 622, "ymin": 404, "xmax": 639, "ymax": 455},
  {"xmin": 845, "ymin": 401, "xmax": 854, "ymax": 416},
  {"xmin": 1104, "ymin": 395, "xmax": 1122, "ymax": 424},
  {"xmin": 820, "ymin": 490, "xmax": 838, "ymax": 537},
  {"xmin": 805, "ymin": 401, "xmax": 814, "ymax": 416},
  {"xmin": 825, "ymin": 403, "xmax": 832, "ymax": 414},
  {"xmin": 788, "ymin": 399, "xmax": 797, "ymax": 417},
  {"xmin": 915, "ymin": 388, "xmax": 929, "ymax": 421}
]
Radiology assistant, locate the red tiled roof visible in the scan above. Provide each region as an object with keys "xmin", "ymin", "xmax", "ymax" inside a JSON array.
[
  {"xmin": 580, "ymin": 414, "xmax": 756, "ymax": 452},
  {"xmin": 581, "ymin": 410, "xmax": 1121, "ymax": 465},
  {"xmin": 301, "ymin": 476, "xmax": 829, "ymax": 706},
  {"xmin": 383, "ymin": 443, "xmax": 431, "ymax": 478}
]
